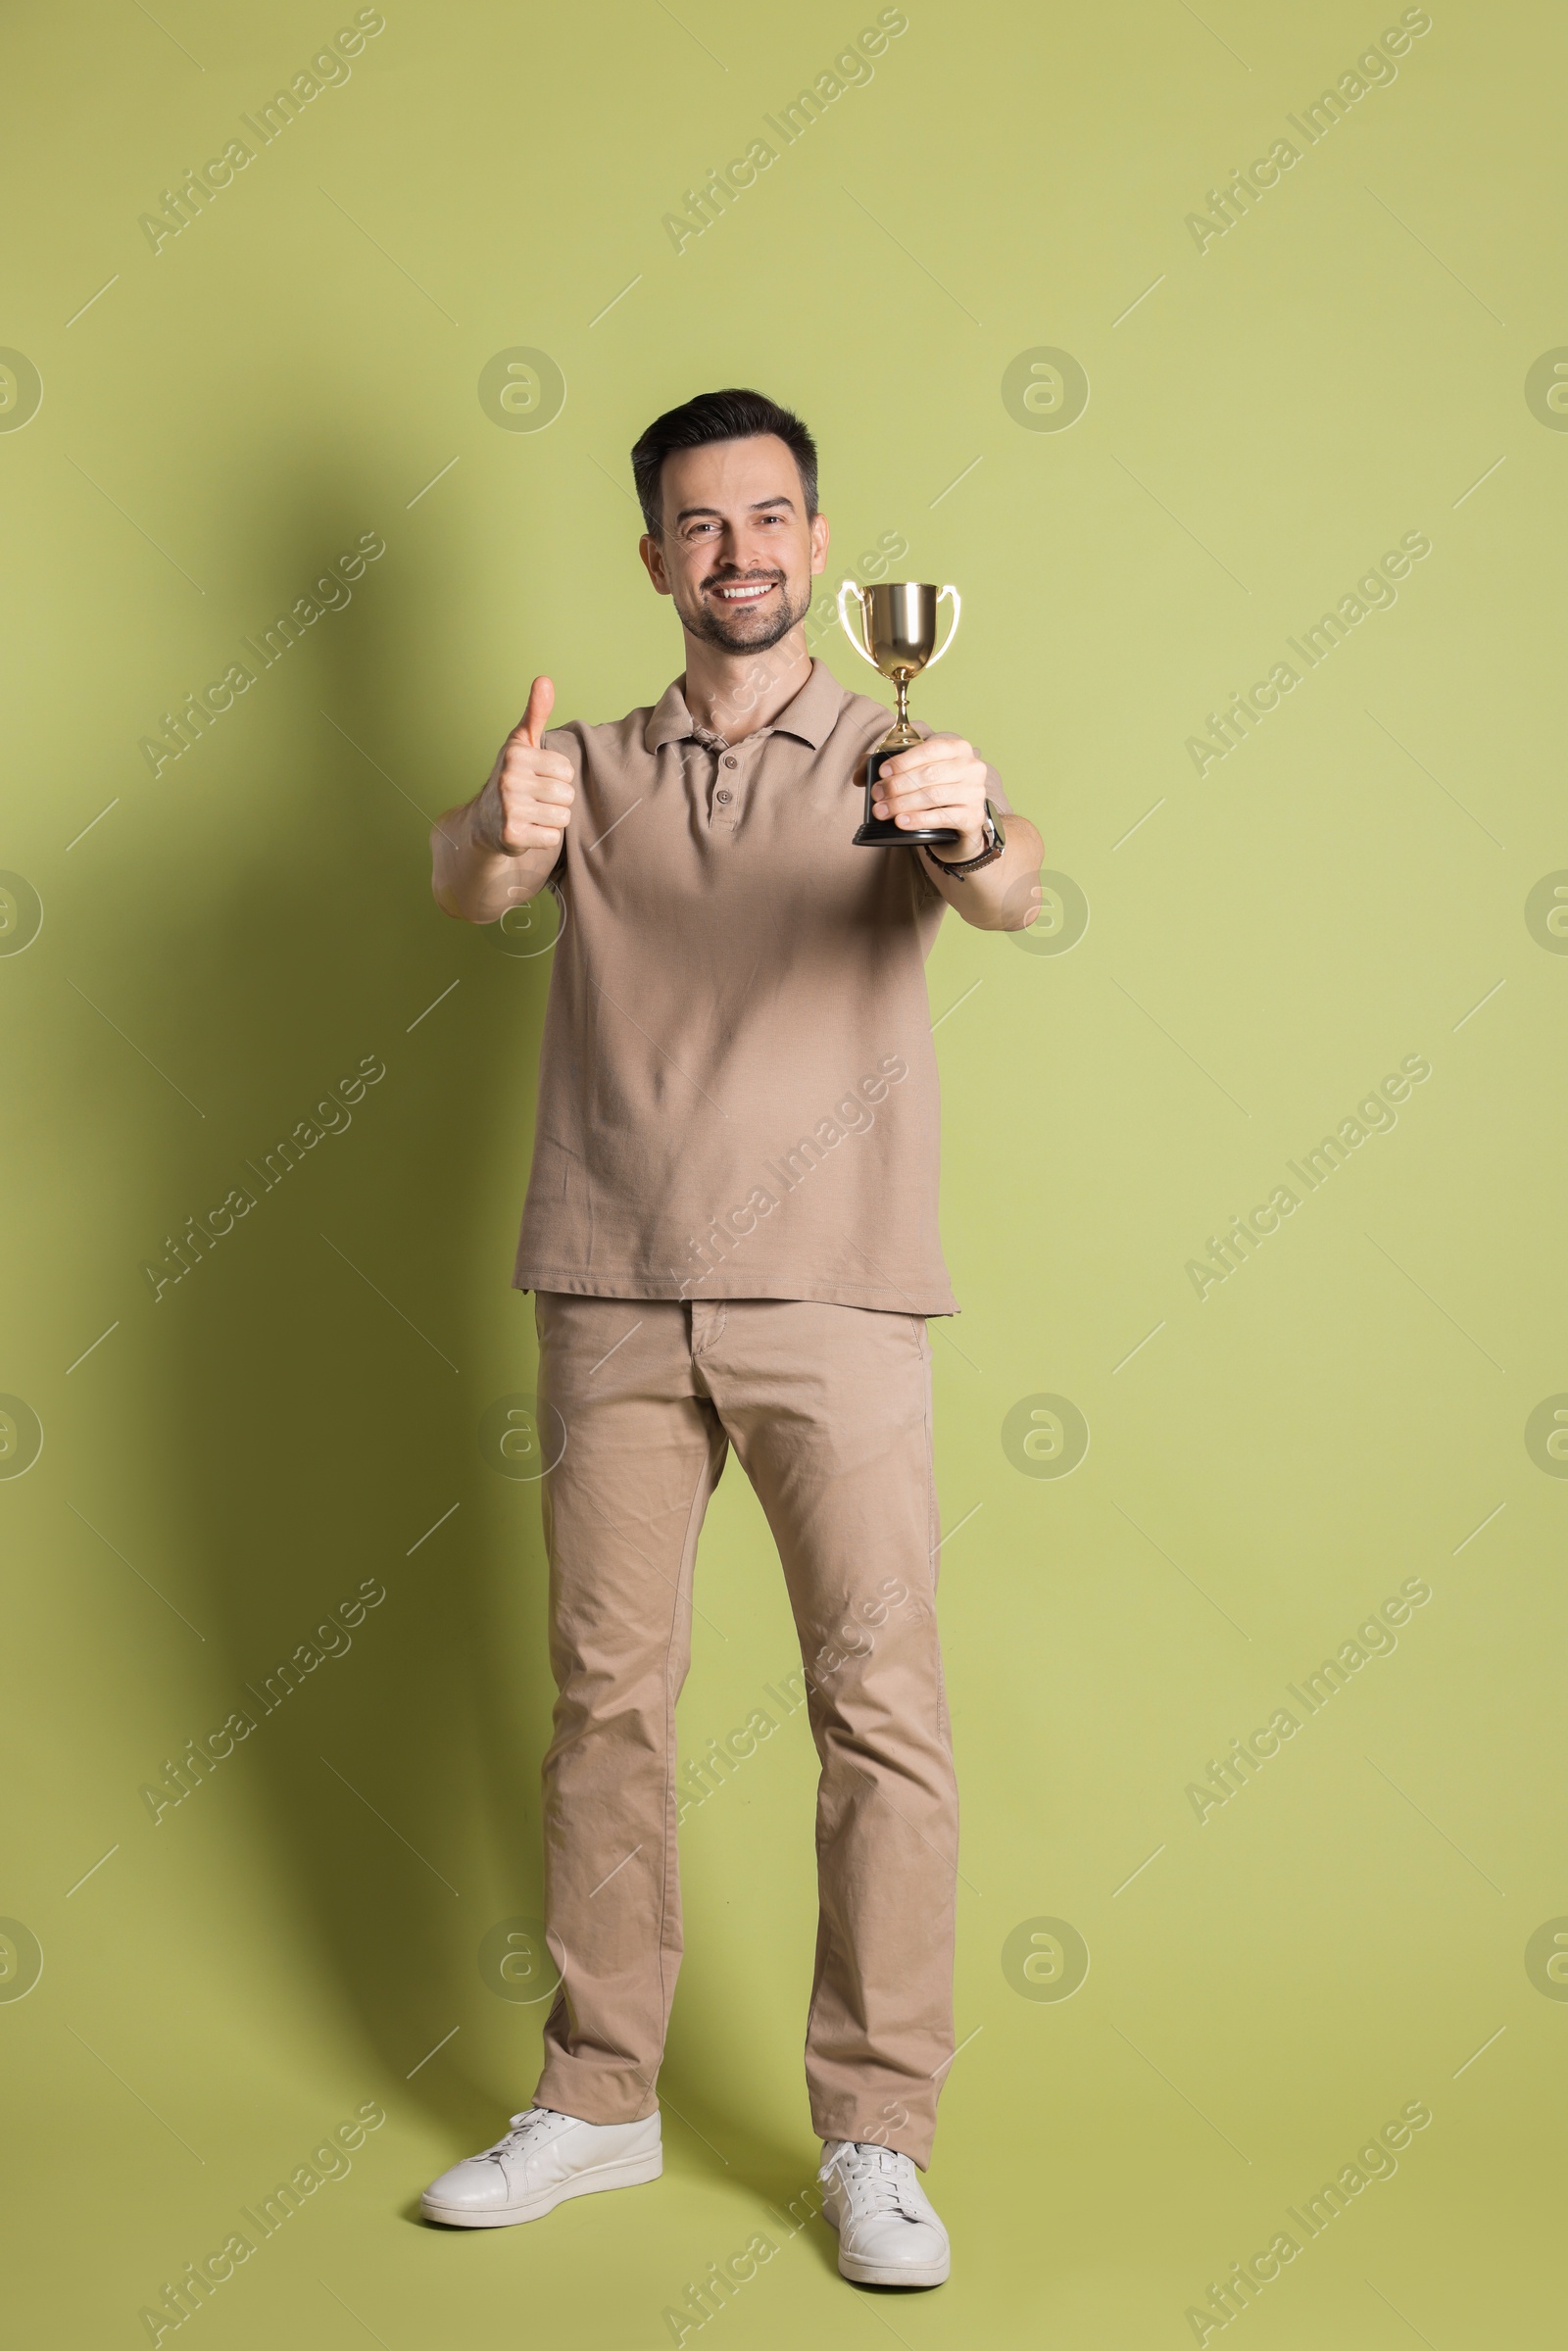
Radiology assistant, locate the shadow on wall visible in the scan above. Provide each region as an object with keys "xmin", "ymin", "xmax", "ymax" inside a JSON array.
[{"xmin": 144, "ymin": 453, "xmax": 560, "ymax": 2151}]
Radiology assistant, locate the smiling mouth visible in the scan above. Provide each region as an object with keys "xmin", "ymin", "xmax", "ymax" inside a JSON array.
[{"xmin": 708, "ymin": 578, "xmax": 778, "ymax": 604}]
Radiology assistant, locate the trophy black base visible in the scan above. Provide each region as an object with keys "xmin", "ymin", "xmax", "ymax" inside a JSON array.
[{"xmin": 852, "ymin": 747, "xmax": 960, "ymax": 849}]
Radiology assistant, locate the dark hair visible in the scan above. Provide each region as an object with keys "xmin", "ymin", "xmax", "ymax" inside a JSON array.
[{"xmin": 630, "ymin": 387, "xmax": 818, "ymax": 535}]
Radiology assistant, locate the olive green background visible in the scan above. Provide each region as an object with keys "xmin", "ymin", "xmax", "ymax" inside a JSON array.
[{"xmin": 4, "ymin": 0, "xmax": 1564, "ymax": 2343}]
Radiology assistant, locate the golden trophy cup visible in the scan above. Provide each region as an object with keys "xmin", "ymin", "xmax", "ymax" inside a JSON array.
[{"xmin": 837, "ymin": 577, "xmax": 962, "ymax": 847}]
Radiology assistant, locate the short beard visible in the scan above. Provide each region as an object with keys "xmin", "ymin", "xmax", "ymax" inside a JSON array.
[{"xmin": 680, "ymin": 573, "xmax": 811, "ymax": 656}]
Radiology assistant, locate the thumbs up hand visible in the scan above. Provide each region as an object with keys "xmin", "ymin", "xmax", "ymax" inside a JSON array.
[{"xmin": 474, "ymin": 675, "xmax": 576, "ymax": 857}]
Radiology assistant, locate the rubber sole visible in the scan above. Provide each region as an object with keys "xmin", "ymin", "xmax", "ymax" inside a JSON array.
[
  {"xmin": 420, "ymin": 2146, "xmax": 662, "ymax": 2229},
  {"xmin": 835, "ymin": 2245, "xmax": 951, "ymax": 2288}
]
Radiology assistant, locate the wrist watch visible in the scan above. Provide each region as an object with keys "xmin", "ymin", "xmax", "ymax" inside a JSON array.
[{"xmin": 922, "ymin": 801, "xmax": 1005, "ymax": 877}]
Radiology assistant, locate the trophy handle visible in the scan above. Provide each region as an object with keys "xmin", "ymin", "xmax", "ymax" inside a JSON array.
[
  {"xmin": 923, "ymin": 583, "xmax": 961, "ymax": 670},
  {"xmin": 836, "ymin": 578, "xmax": 879, "ymax": 670}
]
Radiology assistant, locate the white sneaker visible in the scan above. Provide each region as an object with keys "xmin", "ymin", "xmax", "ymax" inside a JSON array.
[
  {"xmin": 420, "ymin": 2105, "xmax": 662, "ymax": 2228},
  {"xmin": 818, "ymin": 2140, "xmax": 951, "ymax": 2286}
]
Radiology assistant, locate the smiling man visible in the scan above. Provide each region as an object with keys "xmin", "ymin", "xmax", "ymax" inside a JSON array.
[{"xmin": 422, "ymin": 388, "xmax": 1041, "ymax": 2287}]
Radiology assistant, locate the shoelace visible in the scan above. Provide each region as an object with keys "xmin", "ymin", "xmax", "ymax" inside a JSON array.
[
  {"xmin": 824, "ymin": 2143, "xmax": 924, "ymax": 2223},
  {"xmin": 483, "ymin": 2108, "xmax": 568, "ymax": 2165}
]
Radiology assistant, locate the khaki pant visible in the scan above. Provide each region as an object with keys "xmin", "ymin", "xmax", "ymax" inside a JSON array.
[{"xmin": 529, "ymin": 1293, "xmax": 959, "ymax": 2168}]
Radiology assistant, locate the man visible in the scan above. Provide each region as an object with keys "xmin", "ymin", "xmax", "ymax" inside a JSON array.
[{"xmin": 420, "ymin": 388, "xmax": 1041, "ymax": 2287}]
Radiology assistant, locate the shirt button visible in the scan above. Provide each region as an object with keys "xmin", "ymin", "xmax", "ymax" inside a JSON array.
[
  {"xmin": 722, "ymin": 754, "xmax": 738, "ymax": 767},
  {"xmin": 715, "ymin": 788, "xmax": 732, "ymax": 804}
]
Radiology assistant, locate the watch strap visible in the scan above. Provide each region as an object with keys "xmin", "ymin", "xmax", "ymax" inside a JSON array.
[{"xmin": 923, "ymin": 804, "xmax": 1004, "ymax": 877}]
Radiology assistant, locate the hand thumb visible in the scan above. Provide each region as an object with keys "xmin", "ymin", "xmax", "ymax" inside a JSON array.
[{"xmin": 516, "ymin": 674, "xmax": 555, "ymax": 749}]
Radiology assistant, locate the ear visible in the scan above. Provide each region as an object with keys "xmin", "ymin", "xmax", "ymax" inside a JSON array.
[
  {"xmin": 640, "ymin": 531, "xmax": 672, "ymax": 596},
  {"xmin": 808, "ymin": 511, "xmax": 830, "ymax": 577}
]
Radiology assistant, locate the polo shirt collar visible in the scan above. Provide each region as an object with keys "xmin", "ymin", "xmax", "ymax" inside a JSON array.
[{"xmin": 643, "ymin": 657, "xmax": 844, "ymax": 753}]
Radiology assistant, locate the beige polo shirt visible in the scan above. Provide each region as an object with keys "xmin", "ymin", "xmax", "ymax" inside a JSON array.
[{"xmin": 512, "ymin": 658, "xmax": 1009, "ymax": 1316}]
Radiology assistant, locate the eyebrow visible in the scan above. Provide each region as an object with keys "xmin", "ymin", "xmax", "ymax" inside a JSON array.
[{"xmin": 671, "ymin": 495, "xmax": 797, "ymax": 524}]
